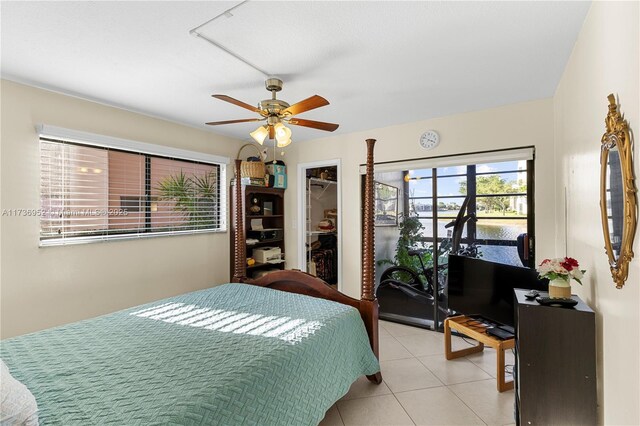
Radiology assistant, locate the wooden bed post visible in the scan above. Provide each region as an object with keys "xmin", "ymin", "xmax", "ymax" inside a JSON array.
[
  {"xmin": 232, "ymin": 159, "xmax": 247, "ymax": 283},
  {"xmin": 362, "ymin": 138, "xmax": 382, "ymax": 384}
]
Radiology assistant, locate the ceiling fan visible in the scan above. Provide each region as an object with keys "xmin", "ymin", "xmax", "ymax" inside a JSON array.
[{"xmin": 206, "ymin": 78, "xmax": 339, "ymax": 147}]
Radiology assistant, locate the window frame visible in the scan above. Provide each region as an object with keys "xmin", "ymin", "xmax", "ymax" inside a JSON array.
[
  {"xmin": 406, "ymin": 159, "xmax": 535, "ymax": 266},
  {"xmin": 38, "ymin": 125, "xmax": 229, "ymax": 247}
]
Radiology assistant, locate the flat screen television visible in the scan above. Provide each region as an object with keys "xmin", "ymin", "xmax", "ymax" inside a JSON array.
[{"xmin": 447, "ymin": 255, "xmax": 548, "ymax": 327}]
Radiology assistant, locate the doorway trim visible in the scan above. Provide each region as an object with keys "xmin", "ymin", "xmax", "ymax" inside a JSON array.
[{"xmin": 297, "ymin": 159, "xmax": 342, "ymax": 291}]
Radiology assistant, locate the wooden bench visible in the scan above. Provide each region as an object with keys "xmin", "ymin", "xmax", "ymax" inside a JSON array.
[{"xmin": 444, "ymin": 315, "xmax": 515, "ymax": 392}]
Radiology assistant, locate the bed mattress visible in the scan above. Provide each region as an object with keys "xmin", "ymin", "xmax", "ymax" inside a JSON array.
[{"xmin": 1, "ymin": 284, "xmax": 379, "ymax": 425}]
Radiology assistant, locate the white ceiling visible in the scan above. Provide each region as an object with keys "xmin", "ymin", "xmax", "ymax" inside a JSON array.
[{"xmin": 1, "ymin": 1, "xmax": 590, "ymax": 142}]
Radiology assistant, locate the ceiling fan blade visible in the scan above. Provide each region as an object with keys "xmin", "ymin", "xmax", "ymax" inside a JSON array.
[
  {"xmin": 269, "ymin": 125, "xmax": 275, "ymax": 139},
  {"xmin": 281, "ymin": 95, "xmax": 329, "ymax": 116},
  {"xmin": 212, "ymin": 94, "xmax": 262, "ymax": 113},
  {"xmin": 205, "ymin": 118, "xmax": 262, "ymax": 126},
  {"xmin": 288, "ymin": 118, "xmax": 339, "ymax": 132}
]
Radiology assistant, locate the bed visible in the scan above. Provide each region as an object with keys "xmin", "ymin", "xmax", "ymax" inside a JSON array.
[{"xmin": 0, "ymin": 139, "xmax": 382, "ymax": 425}]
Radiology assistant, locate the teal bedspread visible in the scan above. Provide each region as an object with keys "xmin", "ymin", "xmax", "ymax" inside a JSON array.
[{"xmin": 1, "ymin": 284, "xmax": 380, "ymax": 425}]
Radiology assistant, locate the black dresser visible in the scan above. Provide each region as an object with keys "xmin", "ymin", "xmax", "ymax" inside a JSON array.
[{"xmin": 514, "ymin": 289, "xmax": 597, "ymax": 425}]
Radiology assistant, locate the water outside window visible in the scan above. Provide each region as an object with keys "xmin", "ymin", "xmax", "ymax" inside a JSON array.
[{"xmin": 408, "ymin": 160, "xmax": 530, "ymax": 267}]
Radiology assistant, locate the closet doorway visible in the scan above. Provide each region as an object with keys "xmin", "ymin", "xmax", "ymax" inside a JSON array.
[{"xmin": 297, "ymin": 160, "xmax": 342, "ymax": 290}]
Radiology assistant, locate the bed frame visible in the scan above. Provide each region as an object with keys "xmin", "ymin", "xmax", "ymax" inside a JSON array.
[{"xmin": 231, "ymin": 138, "xmax": 382, "ymax": 384}]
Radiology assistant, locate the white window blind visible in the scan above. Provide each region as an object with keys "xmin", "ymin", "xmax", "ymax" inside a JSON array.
[{"xmin": 39, "ymin": 128, "xmax": 227, "ymax": 246}]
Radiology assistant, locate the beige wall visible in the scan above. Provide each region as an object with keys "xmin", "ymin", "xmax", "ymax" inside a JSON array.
[
  {"xmin": 283, "ymin": 98, "xmax": 556, "ymax": 297},
  {"xmin": 0, "ymin": 80, "xmax": 244, "ymax": 338},
  {"xmin": 553, "ymin": 2, "xmax": 640, "ymax": 424}
]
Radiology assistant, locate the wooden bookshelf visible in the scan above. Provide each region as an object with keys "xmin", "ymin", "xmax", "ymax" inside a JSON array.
[{"xmin": 230, "ymin": 185, "xmax": 285, "ymax": 280}]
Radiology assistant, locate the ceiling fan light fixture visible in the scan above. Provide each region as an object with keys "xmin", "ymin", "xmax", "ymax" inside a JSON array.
[
  {"xmin": 250, "ymin": 125, "xmax": 269, "ymax": 145},
  {"xmin": 276, "ymin": 137, "xmax": 292, "ymax": 148},
  {"xmin": 274, "ymin": 122, "xmax": 292, "ymax": 145}
]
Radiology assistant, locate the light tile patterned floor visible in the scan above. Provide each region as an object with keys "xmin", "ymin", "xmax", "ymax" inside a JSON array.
[{"xmin": 319, "ymin": 320, "xmax": 517, "ymax": 426}]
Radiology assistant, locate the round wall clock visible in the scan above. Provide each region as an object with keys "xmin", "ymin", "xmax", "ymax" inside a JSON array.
[{"xmin": 419, "ymin": 130, "xmax": 440, "ymax": 150}]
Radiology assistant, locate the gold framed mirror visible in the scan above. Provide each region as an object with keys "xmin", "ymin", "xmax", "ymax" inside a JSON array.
[{"xmin": 600, "ymin": 94, "xmax": 637, "ymax": 289}]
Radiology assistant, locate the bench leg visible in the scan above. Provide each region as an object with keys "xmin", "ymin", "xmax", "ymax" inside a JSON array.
[
  {"xmin": 496, "ymin": 346, "xmax": 514, "ymax": 392},
  {"xmin": 444, "ymin": 318, "xmax": 484, "ymax": 360}
]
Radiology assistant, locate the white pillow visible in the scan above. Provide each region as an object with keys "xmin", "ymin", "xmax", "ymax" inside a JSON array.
[{"xmin": 0, "ymin": 359, "xmax": 39, "ymax": 426}]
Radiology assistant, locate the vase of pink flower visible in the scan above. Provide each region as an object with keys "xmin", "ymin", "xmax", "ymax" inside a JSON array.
[{"xmin": 537, "ymin": 257, "xmax": 586, "ymax": 299}]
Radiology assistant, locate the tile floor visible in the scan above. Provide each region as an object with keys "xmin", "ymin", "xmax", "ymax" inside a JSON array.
[{"xmin": 319, "ymin": 320, "xmax": 517, "ymax": 426}]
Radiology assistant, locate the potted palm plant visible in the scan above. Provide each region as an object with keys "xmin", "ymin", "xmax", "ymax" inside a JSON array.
[{"xmin": 155, "ymin": 170, "xmax": 218, "ymax": 229}]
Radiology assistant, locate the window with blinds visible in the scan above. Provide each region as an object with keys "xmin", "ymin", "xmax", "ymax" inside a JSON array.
[{"xmin": 40, "ymin": 137, "xmax": 225, "ymax": 246}]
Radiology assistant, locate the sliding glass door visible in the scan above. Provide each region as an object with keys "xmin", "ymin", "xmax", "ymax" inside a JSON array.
[{"xmin": 373, "ymin": 149, "xmax": 535, "ymax": 331}]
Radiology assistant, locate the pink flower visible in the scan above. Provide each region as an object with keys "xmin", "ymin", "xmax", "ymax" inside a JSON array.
[{"xmin": 552, "ymin": 262, "xmax": 568, "ymax": 274}]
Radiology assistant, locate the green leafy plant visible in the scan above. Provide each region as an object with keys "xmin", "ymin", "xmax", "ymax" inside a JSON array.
[
  {"xmin": 377, "ymin": 212, "xmax": 470, "ymax": 291},
  {"xmin": 377, "ymin": 213, "xmax": 433, "ymax": 274},
  {"xmin": 155, "ymin": 170, "xmax": 218, "ymax": 228}
]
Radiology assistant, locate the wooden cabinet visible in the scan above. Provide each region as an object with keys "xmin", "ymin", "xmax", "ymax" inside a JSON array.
[
  {"xmin": 514, "ymin": 289, "xmax": 597, "ymax": 425},
  {"xmin": 230, "ymin": 185, "xmax": 285, "ymax": 280}
]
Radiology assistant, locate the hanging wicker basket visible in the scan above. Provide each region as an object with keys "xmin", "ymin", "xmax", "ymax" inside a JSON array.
[{"xmin": 236, "ymin": 144, "xmax": 265, "ymax": 179}]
